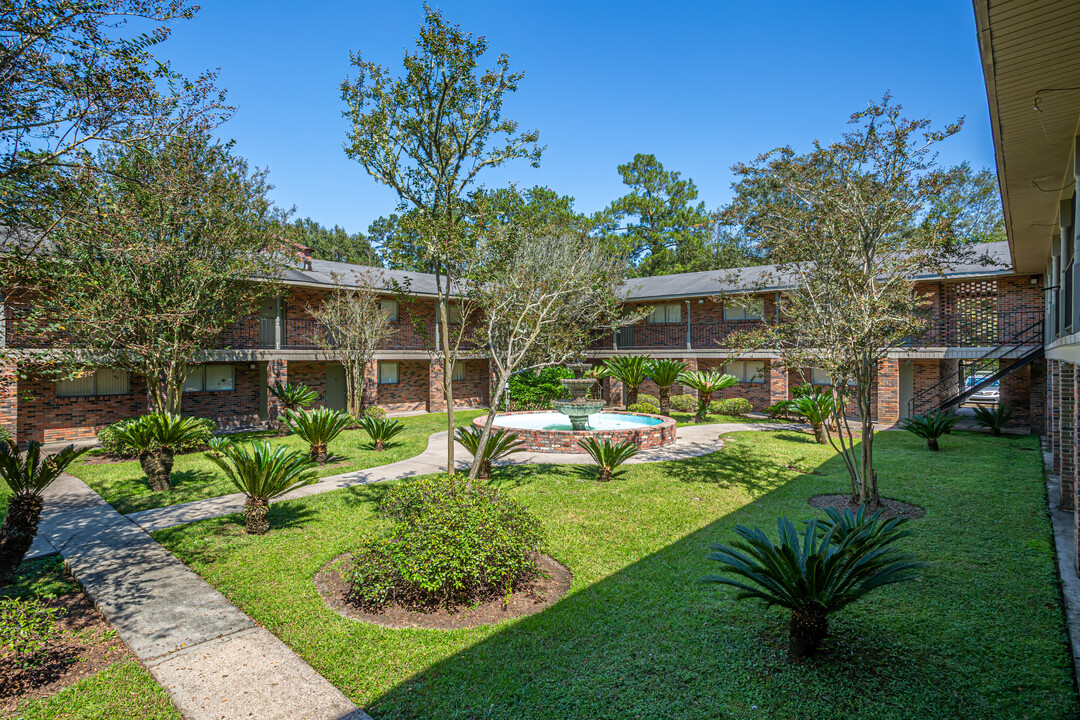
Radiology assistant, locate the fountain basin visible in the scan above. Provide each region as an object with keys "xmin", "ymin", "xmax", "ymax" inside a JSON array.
[{"xmin": 479, "ymin": 410, "xmax": 677, "ymax": 454}]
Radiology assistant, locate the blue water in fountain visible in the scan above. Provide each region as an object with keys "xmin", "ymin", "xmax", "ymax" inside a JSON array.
[{"xmin": 492, "ymin": 411, "xmax": 662, "ymax": 432}]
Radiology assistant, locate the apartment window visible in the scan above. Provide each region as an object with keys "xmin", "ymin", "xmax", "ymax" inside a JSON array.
[
  {"xmin": 184, "ymin": 365, "xmax": 235, "ymax": 393},
  {"xmin": 725, "ymin": 361, "xmax": 765, "ymax": 383},
  {"xmin": 451, "ymin": 362, "xmax": 465, "ymax": 381},
  {"xmin": 380, "ymin": 299, "xmax": 399, "ymax": 322},
  {"xmin": 57, "ymin": 369, "xmax": 129, "ymax": 398},
  {"xmin": 378, "ymin": 362, "xmax": 399, "ymax": 385},
  {"xmin": 724, "ymin": 298, "xmax": 764, "ymax": 321},
  {"xmin": 810, "ymin": 368, "xmax": 855, "ymax": 386},
  {"xmin": 647, "ymin": 302, "xmax": 682, "ymax": 324},
  {"xmin": 437, "ymin": 304, "xmax": 463, "ymax": 324}
]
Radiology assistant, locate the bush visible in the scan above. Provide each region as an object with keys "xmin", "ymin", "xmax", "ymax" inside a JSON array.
[
  {"xmin": 0, "ymin": 597, "xmax": 61, "ymax": 669},
  {"xmin": 347, "ymin": 474, "xmax": 546, "ymax": 610},
  {"xmin": 578, "ymin": 437, "xmax": 638, "ymax": 481},
  {"xmin": 0, "ymin": 426, "xmax": 10, "ymax": 447},
  {"xmin": 507, "ymin": 366, "xmax": 571, "ymax": 410},
  {"xmin": 670, "ymin": 394, "xmax": 698, "ymax": 413},
  {"xmin": 99, "ymin": 416, "xmax": 215, "ymax": 458},
  {"xmin": 900, "ymin": 409, "xmax": 960, "ymax": 451},
  {"xmin": 361, "ymin": 405, "xmax": 387, "ymax": 420},
  {"xmin": 972, "ymin": 403, "xmax": 1013, "ymax": 436},
  {"xmin": 454, "ymin": 426, "xmax": 525, "ymax": 479},
  {"xmin": 204, "ymin": 440, "xmax": 317, "ymax": 534},
  {"xmin": 709, "ymin": 398, "xmax": 753, "ymax": 416},
  {"xmin": 766, "ymin": 401, "xmax": 794, "ymax": 419},
  {"xmin": 636, "ymin": 394, "xmax": 659, "ymax": 408},
  {"xmin": 627, "ymin": 402, "xmax": 660, "ymax": 415}
]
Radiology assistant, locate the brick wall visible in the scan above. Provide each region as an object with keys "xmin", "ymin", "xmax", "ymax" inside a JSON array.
[
  {"xmin": 377, "ymin": 360, "xmax": 429, "ymax": 412},
  {"xmin": 0, "ymin": 359, "xmax": 17, "ymax": 441},
  {"xmin": 999, "ymin": 360, "xmax": 1033, "ymax": 428},
  {"xmin": 1053, "ymin": 361, "xmax": 1062, "ymax": 474},
  {"xmin": 17, "ymin": 371, "xmax": 149, "ymax": 444},
  {"xmin": 179, "ymin": 363, "xmax": 262, "ymax": 430},
  {"xmin": 1030, "ymin": 359, "xmax": 1047, "ymax": 435},
  {"xmin": 1062, "ymin": 362, "xmax": 1076, "ymax": 512}
]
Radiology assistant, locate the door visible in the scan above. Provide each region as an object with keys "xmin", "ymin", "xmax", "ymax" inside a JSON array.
[
  {"xmin": 258, "ymin": 363, "xmax": 268, "ymax": 423},
  {"xmin": 325, "ymin": 363, "xmax": 347, "ymax": 412},
  {"xmin": 258, "ymin": 299, "xmax": 277, "ymax": 348},
  {"xmin": 898, "ymin": 360, "xmax": 914, "ymax": 419}
]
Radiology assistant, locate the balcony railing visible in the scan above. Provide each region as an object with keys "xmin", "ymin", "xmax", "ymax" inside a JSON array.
[{"xmin": 282, "ymin": 319, "xmax": 427, "ymax": 351}]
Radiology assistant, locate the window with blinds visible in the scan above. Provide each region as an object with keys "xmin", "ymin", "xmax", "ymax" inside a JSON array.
[
  {"xmin": 725, "ymin": 361, "xmax": 765, "ymax": 383},
  {"xmin": 647, "ymin": 303, "xmax": 682, "ymax": 324},
  {"xmin": 724, "ymin": 298, "xmax": 764, "ymax": 321},
  {"xmin": 183, "ymin": 365, "xmax": 235, "ymax": 392},
  {"xmin": 57, "ymin": 369, "xmax": 130, "ymax": 398}
]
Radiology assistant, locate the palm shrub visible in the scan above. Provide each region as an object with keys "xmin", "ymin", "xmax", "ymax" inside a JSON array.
[
  {"xmin": 204, "ymin": 440, "xmax": 318, "ymax": 534},
  {"xmin": 268, "ymin": 381, "xmax": 319, "ymax": 436},
  {"xmin": 900, "ymin": 408, "xmax": 959, "ymax": 451},
  {"xmin": 358, "ymin": 416, "xmax": 405, "ymax": 451},
  {"xmin": 286, "ymin": 407, "xmax": 350, "ymax": 463},
  {"xmin": 791, "ymin": 391, "xmax": 836, "ymax": 444},
  {"xmin": 347, "ymin": 473, "xmax": 546, "ymax": 610},
  {"xmin": 0, "ymin": 442, "xmax": 89, "ymax": 584},
  {"xmin": 98, "ymin": 416, "xmax": 215, "ymax": 458},
  {"xmin": 972, "ymin": 403, "xmax": 1013, "ymax": 436},
  {"xmin": 678, "ymin": 370, "xmax": 739, "ymax": 422},
  {"xmin": 604, "ymin": 355, "xmax": 652, "ymax": 407},
  {"xmin": 646, "ymin": 358, "xmax": 687, "ymax": 416},
  {"xmin": 454, "ymin": 426, "xmax": 525, "ymax": 479},
  {"xmin": 578, "ymin": 437, "xmax": 638, "ymax": 481},
  {"xmin": 111, "ymin": 413, "xmax": 208, "ymax": 491},
  {"xmin": 702, "ymin": 511, "xmax": 923, "ymax": 658}
]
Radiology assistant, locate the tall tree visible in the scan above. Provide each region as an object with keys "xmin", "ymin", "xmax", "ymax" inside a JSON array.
[
  {"xmin": 25, "ymin": 128, "xmax": 287, "ymax": 413},
  {"xmin": 306, "ymin": 277, "xmax": 392, "ymax": 418},
  {"xmin": 467, "ymin": 230, "xmax": 628, "ymax": 481},
  {"xmin": 342, "ymin": 4, "xmax": 543, "ymax": 472},
  {"xmin": 605, "ymin": 153, "xmax": 715, "ymax": 276},
  {"xmin": 289, "ymin": 217, "xmax": 380, "ymax": 266},
  {"xmin": 929, "ymin": 162, "xmax": 1007, "ymax": 245},
  {"xmin": 0, "ymin": 0, "xmax": 226, "ymax": 240},
  {"xmin": 721, "ymin": 94, "xmax": 981, "ymax": 507}
]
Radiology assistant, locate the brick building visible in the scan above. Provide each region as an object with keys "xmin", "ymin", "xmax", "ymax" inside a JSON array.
[
  {"xmin": 973, "ymin": 0, "xmax": 1080, "ymax": 573},
  {"xmin": 0, "ymin": 238, "xmax": 1044, "ymax": 445}
]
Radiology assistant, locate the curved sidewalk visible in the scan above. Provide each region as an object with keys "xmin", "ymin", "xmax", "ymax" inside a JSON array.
[{"xmin": 128, "ymin": 420, "xmax": 798, "ymax": 533}]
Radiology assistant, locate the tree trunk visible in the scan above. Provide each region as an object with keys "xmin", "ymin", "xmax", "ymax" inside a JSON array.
[
  {"xmin": 695, "ymin": 391, "xmax": 713, "ymax": 423},
  {"xmin": 141, "ymin": 449, "xmax": 174, "ymax": 492},
  {"xmin": 626, "ymin": 385, "xmax": 639, "ymax": 408},
  {"xmin": 276, "ymin": 415, "xmax": 291, "ymax": 437},
  {"xmin": 478, "ymin": 458, "xmax": 491, "ymax": 480},
  {"xmin": 927, "ymin": 438, "xmax": 939, "ymax": 451},
  {"xmin": 598, "ymin": 466, "xmax": 612, "ymax": 482},
  {"xmin": 658, "ymin": 385, "xmax": 671, "ymax": 416},
  {"xmin": 310, "ymin": 443, "xmax": 327, "ymax": 464},
  {"xmin": 788, "ymin": 609, "xmax": 828, "ymax": 658},
  {"xmin": 812, "ymin": 421, "xmax": 828, "ymax": 444},
  {"xmin": 468, "ymin": 379, "xmax": 508, "ymax": 484},
  {"xmin": 244, "ymin": 496, "xmax": 270, "ymax": 535},
  {"xmin": 375, "ymin": 439, "xmax": 385, "ymax": 452},
  {"xmin": 0, "ymin": 494, "xmax": 44, "ymax": 585}
]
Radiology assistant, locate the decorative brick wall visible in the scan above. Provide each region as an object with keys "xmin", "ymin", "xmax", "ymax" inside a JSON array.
[{"xmin": 473, "ymin": 410, "xmax": 676, "ymax": 454}]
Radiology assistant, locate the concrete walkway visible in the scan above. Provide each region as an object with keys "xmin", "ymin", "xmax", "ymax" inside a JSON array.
[
  {"xmin": 1044, "ymin": 447, "xmax": 1080, "ymax": 691},
  {"xmin": 34, "ymin": 473, "xmax": 371, "ymax": 720},
  {"xmin": 129, "ymin": 420, "xmax": 797, "ymax": 533}
]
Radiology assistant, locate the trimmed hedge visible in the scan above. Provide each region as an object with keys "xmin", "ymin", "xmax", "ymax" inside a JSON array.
[
  {"xmin": 709, "ymin": 398, "xmax": 753, "ymax": 416},
  {"xmin": 347, "ymin": 474, "xmax": 546, "ymax": 610},
  {"xmin": 670, "ymin": 394, "xmax": 698, "ymax": 413},
  {"xmin": 627, "ymin": 402, "xmax": 660, "ymax": 415}
]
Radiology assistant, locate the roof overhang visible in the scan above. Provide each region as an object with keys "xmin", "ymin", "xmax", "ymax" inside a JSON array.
[{"xmin": 974, "ymin": 0, "xmax": 1080, "ymax": 273}]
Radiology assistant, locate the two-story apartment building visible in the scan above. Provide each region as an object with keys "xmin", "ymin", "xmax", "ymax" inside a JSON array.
[
  {"xmin": 973, "ymin": 0, "xmax": 1080, "ymax": 570},
  {"xmin": 0, "ymin": 239, "xmax": 1044, "ymax": 446}
]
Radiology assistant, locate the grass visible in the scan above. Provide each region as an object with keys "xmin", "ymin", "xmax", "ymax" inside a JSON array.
[
  {"xmin": 154, "ymin": 429, "xmax": 1076, "ymax": 720},
  {"xmin": 670, "ymin": 411, "xmax": 773, "ymax": 427},
  {"xmin": 67, "ymin": 410, "xmax": 486, "ymax": 515},
  {"xmin": 11, "ymin": 660, "xmax": 181, "ymax": 720},
  {"xmin": 3, "ymin": 557, "xmax": 181, "ymax": 720}
]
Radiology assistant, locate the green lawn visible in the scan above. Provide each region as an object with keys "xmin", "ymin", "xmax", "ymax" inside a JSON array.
[
  {"xmin": 68, "ymin": 410, "xmax": 485, "ymax": 515},
  {"xmin": 3, "ymin": 558, "xmax": 181, "ymax": 720},
  {"xmin": 670, "ymin": 411, "xmax": 774, "ymax": 427},
  {"xmin": 154, "ymin": 430, "xmax": 1076, "ymax": 720}
]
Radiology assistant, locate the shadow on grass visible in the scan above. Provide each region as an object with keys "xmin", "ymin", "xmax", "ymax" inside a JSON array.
[{"xmin": 165, "ymin": 469, "xmax": 218, "ymax": 490}]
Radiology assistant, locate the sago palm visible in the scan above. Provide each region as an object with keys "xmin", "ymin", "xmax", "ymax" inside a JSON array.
[
  {"xmin": 358, "ymin": 416, "xmax": 405, "ymax": 451},
  {"xmin": 0, "ymin": 442, "xmax": 89, "ymax": 584},
  {"xmin": 578, "ymin": 437, "xmax": 638, "ymax": 481},
  {"xmin": 791, "ymin": 391, "xmax": 836, "ymax": 444},
  {"xmin": 455, "ymin": 426, "xmax": 525, "ymax": 479},
  {"xmin": 604, "ymin": 355, "xmax": 652, "ymax": 407},
  {"xmin": 647, "ymin": 358, "xmax": 688, "ymax": 416},
  {"xmin": 205, "ymin": 440, "xmax": 317, "ymax": 534},
  {"xmin": 678, "ymin": 370, "xmax": 739, "ymax": 423},
  {"xmin": 111, "ymin": 413, "xmax": 207, "ymax": 491},
  {"xmin": 702, "ymin": 512, "xmax": 922, "ymax": 658},
  {"xmin": 286, "ymin": 407, "xmax": 350, "ymax": 463},
  {"xmin": 972, "ymin": 403, "xmax": 1013, "ymax": 436},
  {"xmin": 268, "ymin": 381, "xmax": 319, "ymax": 436},
  {"xmin": 900, "ymin": 408, "xmax": 959, "ymax": 451}
]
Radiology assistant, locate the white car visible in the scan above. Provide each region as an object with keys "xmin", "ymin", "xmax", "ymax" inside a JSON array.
[{"xmin": 965, "ymin": 372, "xmax": 1000, "ymax": 404}]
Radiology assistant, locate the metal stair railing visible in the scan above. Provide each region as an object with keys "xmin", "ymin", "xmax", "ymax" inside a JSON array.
[{"xmin": 906, "ymin": 316, "xmax": 1044, "ymax": 416}]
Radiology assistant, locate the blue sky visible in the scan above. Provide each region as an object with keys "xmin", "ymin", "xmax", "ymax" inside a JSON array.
[{"xmin": 161, "ymin": 1, "xmax": 994, "ymax": 236}]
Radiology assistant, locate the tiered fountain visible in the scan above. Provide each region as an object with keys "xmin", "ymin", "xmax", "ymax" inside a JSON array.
[
  {"xmin": 550, "ymin": 363, "xmax": 604, "ymax": 430},
  {"xmin": 476, "ymin": 362, "xmax": 678, "ymax": 454}
]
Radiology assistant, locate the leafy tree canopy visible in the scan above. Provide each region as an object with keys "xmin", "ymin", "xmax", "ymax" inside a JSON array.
[{"xmin": 288, "ymin": 217, "xmax": 380, "ymax": 266}]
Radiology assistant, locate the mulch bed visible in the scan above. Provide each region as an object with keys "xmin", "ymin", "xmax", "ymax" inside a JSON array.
[
  {"xmin": 315, "ymin": 553, "xmax": 573, "ymax": 631},
  {"xmin": 0, "ymin": 591, "xmax": 133, "ymax": 715},
  {"xmin": 808, "ymin": 494, "xmax": 926, "ymax": 520}
]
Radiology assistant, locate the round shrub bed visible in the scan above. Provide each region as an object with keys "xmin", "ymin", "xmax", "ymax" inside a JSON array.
[{"xmin": 345, "ymin": 474, "xmax": 547, "ymax": 613}]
